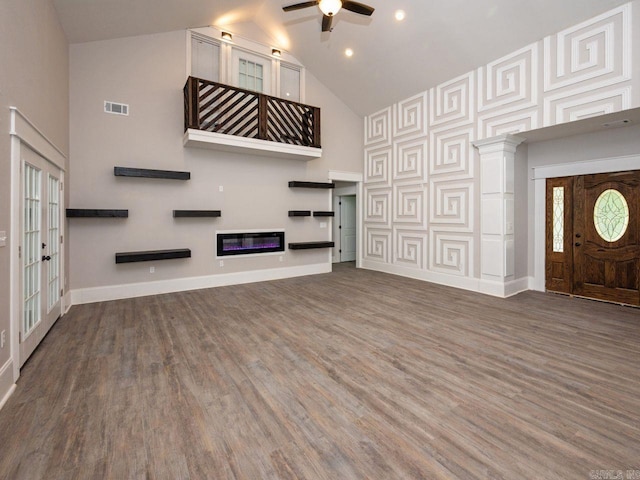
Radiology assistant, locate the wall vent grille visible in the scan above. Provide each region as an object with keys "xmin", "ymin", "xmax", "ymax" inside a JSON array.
[{"xmin": 104, "ymin": 101, "xmax": 129, "ymax": 116}]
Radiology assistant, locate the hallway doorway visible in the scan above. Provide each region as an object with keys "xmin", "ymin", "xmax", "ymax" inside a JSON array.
[{"xmin": 332, "ymin": 181, "xmax": 358, "ymax": 264}]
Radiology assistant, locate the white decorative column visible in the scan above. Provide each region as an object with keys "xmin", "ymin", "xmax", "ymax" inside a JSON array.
[{"xmin": 472, "ymin": 134, "xmax": 525, "ymax": 297}]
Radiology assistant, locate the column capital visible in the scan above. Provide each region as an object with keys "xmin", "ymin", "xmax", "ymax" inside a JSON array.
[{"xmin": 472, "ymin": 134, "xmax": 526, "ymax": 155}]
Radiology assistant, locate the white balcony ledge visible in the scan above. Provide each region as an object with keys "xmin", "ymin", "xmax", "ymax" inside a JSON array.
[{"xmin": 183, "ymin": 129, "xmax": 322, "ymax": 161}]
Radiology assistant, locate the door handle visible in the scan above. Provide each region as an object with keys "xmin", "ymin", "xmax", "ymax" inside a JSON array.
[
  {"xmin": 574, "ymin": 242, "xmax": 581, "ymax": 247},
  {"xmin": 575, "ymin": 233, "xmax": 581, "ymax": 238},
  {"xmin": 42, "ymin": 255, "xmax": 51, "ymax": 261},
  {"xmin": 42, "ymin": 242, "xmax": 47, "ymax": 249}
]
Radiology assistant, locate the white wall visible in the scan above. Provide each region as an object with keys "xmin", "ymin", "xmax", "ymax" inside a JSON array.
[
  {"xmin": 362, "ymin": 3, "xmax": 639, "ymax": 295},
  {"xmin": 0, "ymin": 0, "xmax": 69, "ymax": 407},
  {"xmin": 69, "ymin": 30, "xmax": 362, "ymax": 300}
]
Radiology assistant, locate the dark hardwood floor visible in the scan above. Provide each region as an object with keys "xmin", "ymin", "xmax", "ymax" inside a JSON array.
[{"xmin": 0, "ymin": 263, "xmax": 638, "ymax": 479}]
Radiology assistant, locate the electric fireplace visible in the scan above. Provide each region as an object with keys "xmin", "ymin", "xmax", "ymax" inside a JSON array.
[{"xmin": 217, "ymin": 231, "xmax": 285, "ymax": 257}]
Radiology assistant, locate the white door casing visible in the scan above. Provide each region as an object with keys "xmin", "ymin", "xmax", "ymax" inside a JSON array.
[
  {"xmin": 9, "ymin": 107, "xmax": 67, "ymax": 383},
  {"xmin": 328, "ymin": 170, "xmax": 363, "ymax": 268}
]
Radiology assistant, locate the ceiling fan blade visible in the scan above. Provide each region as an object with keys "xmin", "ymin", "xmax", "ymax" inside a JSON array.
[
  {"xmin": 321, "ymin": 14, "xmax": 333, "ymax": 32},
  {"xmin": 341, "ymin": 1, "xmax": 375, "ymax": 16},
  {"xmin": 283, "ymin": 1, "xmax": 319, "ymax": 12}
]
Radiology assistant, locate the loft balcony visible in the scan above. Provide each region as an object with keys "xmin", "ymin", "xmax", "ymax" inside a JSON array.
[{"xmin": 183, "ymin": 76, "xmax": 322, "ymax": 161}]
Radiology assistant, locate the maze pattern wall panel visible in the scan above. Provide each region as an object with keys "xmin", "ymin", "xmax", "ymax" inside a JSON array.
[
  {"xmin": 394, "ymin": 92, "xmax": 428, "ymax": 138},
  {"xmin": 477, "ymin": 43, "xmax": 540, "ymax": 139},
  {"xmin": 365, "ymin": 107, "xmax": 392, "ymax": 147},
  {"xmin": 364, "ymin": 3, "xmax": 635, "ymax": 281},
  {"xmin": 542, "ymin": 3, "xmax": 632, "ymax": 126},
  {"xmin": 430, "ymin": 72, "xmax": 475, "ymax": 130},
  {"xmin": 365, "ymin": 147, "xmax": 391, "ymax": 186},
  {"xmin": 393, "ymin": 229, "xmax": 427, "ymax": 269},
  {"xmin": 365, "ymin": 228, "xmax": 391, "ymax": 263}
]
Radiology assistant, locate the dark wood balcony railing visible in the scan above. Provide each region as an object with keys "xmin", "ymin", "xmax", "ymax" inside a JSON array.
[{"xmin": 184, "ymin": 76, "xmax": 321, "ymax": 149}]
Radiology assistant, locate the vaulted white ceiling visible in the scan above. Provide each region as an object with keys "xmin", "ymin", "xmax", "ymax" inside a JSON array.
[{"xmin": 53, "ymin": 0, "xmax": 631, "ymax": 116}]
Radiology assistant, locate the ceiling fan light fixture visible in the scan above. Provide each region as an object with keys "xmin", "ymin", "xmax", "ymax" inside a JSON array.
[{"xmin": 319, "ymin": 0, "xmax": 342, "ymax": 16}]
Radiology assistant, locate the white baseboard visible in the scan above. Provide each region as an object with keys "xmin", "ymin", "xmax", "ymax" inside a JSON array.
[
  {"xmin": 361, "ymin": 260, "xmax": 532, "ymax": 298},
  {"xmin": 63, "ymin": 291, "xmax": 72, "ymax": 314},
  {"xmin": 506, "ymin": 276, "xmax": 533, "ymax": 297},
  {"xmin": 71, "ymin": 263, "xmax": 331, "ymax": 305},
  {"xmin": 0, "ymin": 359, "xmax": 16, "ymax": 412},
  {"xmin": 479, "ymin": 276, "xmax": 533, "ymax": 297},
  {"xmin": 362, "ymin": 260, "xmax": 484, "ymax": 293}
]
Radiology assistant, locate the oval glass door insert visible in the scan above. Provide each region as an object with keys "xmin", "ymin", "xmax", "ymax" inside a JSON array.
[{"xmin": 593, "ymin": 189, "xmax": 629, "ymax": 242}]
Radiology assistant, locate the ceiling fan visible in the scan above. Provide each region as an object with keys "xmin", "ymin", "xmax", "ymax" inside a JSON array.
[{"xmin": 283, "ymin": 0, "xmax": 375, "ymax": 32}]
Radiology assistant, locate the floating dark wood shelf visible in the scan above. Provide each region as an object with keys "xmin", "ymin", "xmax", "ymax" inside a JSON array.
[
  {"xmin": 313, "ymin": 211, "xmax": 335, "ymax": 217},
  {"xmin": 288, "ymin": 210, "xmax": 311, "ymax": 217},
  {"xmin": 173, "ymin": 210, "xmax": 221, "ymax": 218},
  {"xmin": 288, "ymin": 181, "xmax": 335, "ymax": 189},
  {"xmin": 288, "ymin": 241, "xmax": 335, "ymax": 250},
  {"xmin": 115, "ymin": 248, "xmax": 191, "ymax": 264},
  {"xmin": 114, "ymin": 166, "xmax": 190, "ymax": 180},
  {"xmin": 66, "ymin": 209, "xmax": 128, "ymax": 218}
]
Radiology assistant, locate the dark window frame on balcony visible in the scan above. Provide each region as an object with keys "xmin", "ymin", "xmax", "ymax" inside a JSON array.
[{"xmin": 184, "ymin": 76, "xmax": 321, "ymax": 149}]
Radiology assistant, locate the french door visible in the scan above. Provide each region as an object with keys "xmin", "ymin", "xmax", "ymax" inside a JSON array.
[
  {"xmin": 20, "ymin": 147, "xmax": 62, "ymax": 366},
  {"xmin": 546, "ymin": 170, "xmax": 640, "ymax": 305}
]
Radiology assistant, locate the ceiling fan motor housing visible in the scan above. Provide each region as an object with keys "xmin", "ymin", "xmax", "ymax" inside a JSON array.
[{"xmin": 319, "ymin": 0, "xmax": 343, "ymax": 16}]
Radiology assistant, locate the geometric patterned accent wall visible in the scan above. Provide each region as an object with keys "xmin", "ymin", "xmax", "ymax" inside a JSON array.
[{"xmin": 364, "ymin": 3, "xmax": 634, "ymax": 281}]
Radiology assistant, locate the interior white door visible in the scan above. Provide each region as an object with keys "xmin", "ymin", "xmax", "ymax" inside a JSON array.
[
  {"xmin": 20, "ymin": 147, "xmax": 62, "ymax": 366},
  {"xmin": 340, "ymin": 195, "xmax": 357, "ymax": 262}
]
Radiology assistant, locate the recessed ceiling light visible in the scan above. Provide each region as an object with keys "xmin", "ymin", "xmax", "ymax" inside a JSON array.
[
  {"xmin": 345, "ymin": 48, "xmax": 354, "ymax": 57},
  {"xmin": 395, "ymin": 10, "xmax": 406, "ymax": 21}
]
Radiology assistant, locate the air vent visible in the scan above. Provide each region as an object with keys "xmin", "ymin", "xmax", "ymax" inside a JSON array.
[{"xmin": 104, "ymin": 101, "xmax": 129, "ymax": 116}]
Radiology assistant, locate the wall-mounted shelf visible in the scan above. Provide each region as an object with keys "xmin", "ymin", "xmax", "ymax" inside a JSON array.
[
  {"xmin": 288, "ymin": 210, "xmax": 311, "ymax": 217},
  {"xmin": 66, "ymin": 209, "xmax": 128, "ymax": 218},
  {"xmin": 288, "ymin": 241, "xmax": 335, "ymax": 250},
  {"xmin": 114, "ymin": 166, "xmax": 190, "ymax": 180},
  {"xmin": 288, "ymin": 181, "xmax": 335, "ymax": 189},
  {"xmin": 313, "ymin": 211, "xmax": 335, "ymax": 217},
  {"xmin": 115, "ymin": 248, "xmax": 191, "ymax": 264},
  {"xmin": 173, "ymin": 210, "xmax": 221, "ymax": 218}
]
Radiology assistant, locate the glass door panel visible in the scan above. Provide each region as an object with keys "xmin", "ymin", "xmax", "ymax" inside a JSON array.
[
  {"xmin": 23, "ymin": 163, "xmax": 41, "ymax": 337},
  {"xmin": 48, "ymin": 174, "xmax": 60, "ymax": 311}
]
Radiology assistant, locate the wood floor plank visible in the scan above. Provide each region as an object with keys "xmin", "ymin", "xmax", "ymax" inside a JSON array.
[{"xmin": 0, "ymin": 263, "xmax": 638, "ymax": 479}]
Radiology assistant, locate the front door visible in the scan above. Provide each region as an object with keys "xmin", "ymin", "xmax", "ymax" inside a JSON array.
[
  {"xmin": 20, "ymin": 147, "xmax": 63, "ymax": 366},
  {"xmin": 546, "ymin": 170, "xmax": 640, "ymax": 306}
]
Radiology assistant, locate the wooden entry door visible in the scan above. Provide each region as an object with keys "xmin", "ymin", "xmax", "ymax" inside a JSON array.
[{"xmin": 546, "ymin": 170, "xmax": 640, "ymax": 306}]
